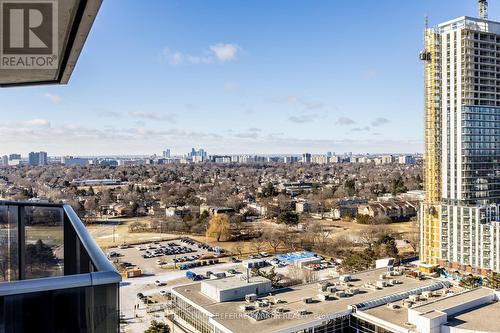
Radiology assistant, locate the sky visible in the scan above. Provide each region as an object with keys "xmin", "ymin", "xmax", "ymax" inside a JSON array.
[{"xmin": 0, "ymin": 0, "xmax": 492, "ymax": 156}]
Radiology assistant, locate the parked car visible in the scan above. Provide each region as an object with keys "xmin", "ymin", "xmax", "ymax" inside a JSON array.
[{"xmin": 108, "ymin": 251, "xmax": 120, "ymax": 257}]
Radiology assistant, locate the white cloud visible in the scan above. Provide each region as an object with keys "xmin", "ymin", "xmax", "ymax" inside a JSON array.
[
  {"xmin": 209, "ymin": 43, "xmax": 240, "ymax": 62},
  {"xmin": 289, "ymin": 114, "xmax": 320, "ymax": 123},
  {"xmin": 371, "ymin": 117, "xmax": 390, "ymax": 127},
  {"xmin": 161, "ymin": 43, "xmax": 241, "ymax": 66},
  {"xmin": 42, "ymin": 93, "xmax": 62, "ymax": 104},
  {"xmin": 0, "ymin": 119, "xmax": 422, "ymax": 155},
  {"xmin": 352, "ymin": 126, "xmax": 371, "ymax": 132},
  {"xmin": 335, "ymin": 117, "xmax": 356, "ymax": 126},
  {"xmin": 22, "ymin": 119, "xmax": 51, "ymax": 128},
  {"xmin": 96, "ymin": 110, "xmax": 121, "ymax": 118},
  {"xmin": 275, "ymin": 95, "xmax": 324, "ymax": 111},
  {"xmin": 128, "ymin": 111, "xmax": 177, "ymax": 122},
  {"xmin": 234, "ymin": 132, "xmax": 259, "ymax": 139}
]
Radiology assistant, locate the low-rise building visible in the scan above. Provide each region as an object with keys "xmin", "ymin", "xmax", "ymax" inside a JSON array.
[
  {"xmin": 165, "ymin": 205, "xmax": 192, "ymax": 218},
  {"xmin": 246, "ymin": 202, "xmax": 267, "ymax": 216},
  {"xmin": 332, "ymin": 205, "xmax": 359, "ymax": 219},
  {"xmin": 200, "ymin": 204, "xmax": 235, "ymax": 216},
  {"xmin": 170, "ymin": 268, "xmax": 494, "ymax": 333},
  {"xmin": 358, "ymin": 200, "xmax": 418, "ymax": 221},
  {"xmin": 295, "ymin": 200, "xmax": 311, "ymax": 213}
]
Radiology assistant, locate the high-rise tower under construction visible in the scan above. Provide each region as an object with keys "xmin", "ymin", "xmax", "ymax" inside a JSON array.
[{"xmin": 421, "ymin": 1, "xmax": 500, "ymax": 274}]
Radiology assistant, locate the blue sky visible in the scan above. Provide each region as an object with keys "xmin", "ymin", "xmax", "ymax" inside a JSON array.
[{"xmin": 0, "ymin": 0, "xmax": 490, "ymax": 156}]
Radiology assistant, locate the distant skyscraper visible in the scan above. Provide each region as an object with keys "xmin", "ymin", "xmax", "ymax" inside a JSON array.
[
  {"xmin": 301, "ymin": 153, "xmax": 312, "ymax": 163},
  {"xmin": 420, "ymin": 1, "xmax": 500, "ymax": 274},
  {"xmin": 28, "ymin": 151, "xmax": 48, "ymax": 166},
  {"xmin": 162, "ymin": 149, "xmax": 171, "ymax": 158},
  {"xmin": 1, "ymin": 155, "xmax": 8, "ymax": 166},
  {"xmin": 188, "ymin": 148, "xmax": 207, "ymax": 159},
  {"xmin": 8, "ymin": 154, "xmax": 21, "ymax": 160}
]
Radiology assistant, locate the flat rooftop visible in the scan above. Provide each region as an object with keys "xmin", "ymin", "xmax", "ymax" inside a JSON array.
[
  {"xmin": 363, "ymin": 287, "xmax": 499, "ymax": 331},
  {"xmin": 202, "ymin": 275, "xmax": 270, "ymax": 291},
  {"xmin": 415, "ymin": 287, "xmax": 493, "ymax": 313},
  {"xmin": 173, "ymin": 268, "xmax": 446, "ymax": 333},
  {"xmin": 436, "ymin": 16, "xmax": 500, "ymax": 34},
  {"xmin": 447, "ymin": 299, "xmax": 500, "ymax": 331}
]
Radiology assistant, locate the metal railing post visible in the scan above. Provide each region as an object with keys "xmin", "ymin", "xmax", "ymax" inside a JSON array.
[{"xmin": 18, "ymin": 205, "xmax": 25, "ymax": 280}]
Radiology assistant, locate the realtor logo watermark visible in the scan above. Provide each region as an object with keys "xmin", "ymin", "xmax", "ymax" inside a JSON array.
[{"xmin": 0, "ymin": 0, "xmax": 58, "ymax": 69}]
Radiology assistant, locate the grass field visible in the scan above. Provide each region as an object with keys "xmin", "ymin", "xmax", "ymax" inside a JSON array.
[{"xmin": 86, "ymin": 216, "xmax": 417, "ymax": 256}]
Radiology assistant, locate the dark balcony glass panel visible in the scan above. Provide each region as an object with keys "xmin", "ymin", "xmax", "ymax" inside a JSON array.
[
  {"xmin": 0, "ymin": 205, "xmax": 19, "ymax": 282},
  {"xmin": 23, "ymin": 206, "xmax": 64, "ymax": 279}
]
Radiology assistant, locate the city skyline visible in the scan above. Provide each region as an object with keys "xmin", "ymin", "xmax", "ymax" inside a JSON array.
[{"xmin": 0, "ymin": 0, "xmax": 491, "ymax": 156}]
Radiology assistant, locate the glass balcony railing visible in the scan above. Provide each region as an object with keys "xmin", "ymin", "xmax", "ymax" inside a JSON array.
[{"xmin": 0, "ymin": 201, "xmax": 121, "ymax": 333}]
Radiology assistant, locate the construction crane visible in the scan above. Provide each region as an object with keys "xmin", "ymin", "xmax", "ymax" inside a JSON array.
[{"xmin": 479, "ymin": 0, "xmax": 488, "ymax": 19}]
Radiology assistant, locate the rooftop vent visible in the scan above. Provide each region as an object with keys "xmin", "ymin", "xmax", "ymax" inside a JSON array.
[
  {"xmin": 245, "ymin": 294, "xmax": 257, "ymax": 303},
  {"xmin": 240, "ymin": 304, "xmax": 255, "ymax": 311},
  {"xmin": 326, "ymin": 286, "xmax": 337, "ymax": 293},
  {"xmin": 297, "ymin": 309, "xmax": 309, "ymax": 316},
  {"xmin": 302, "ymin": 297, "xmax": 313, "ymax": 304},
  {"xmin": 247, "ymin": 310, "xmax": 273, "ymax": 321},
  {"xmin": 387, "ymin": 303, "xmax": 400, "ymax": 310}
]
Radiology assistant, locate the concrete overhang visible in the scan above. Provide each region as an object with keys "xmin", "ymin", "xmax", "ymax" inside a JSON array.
[{"xmin": 0, "ymin": 0, "xmax": 102, "ymax": 87}]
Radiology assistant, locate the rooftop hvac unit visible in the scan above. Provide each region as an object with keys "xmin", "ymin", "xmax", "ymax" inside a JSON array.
[
  {"xmin": 326, "ymin": 286, "xmax": 337, "ymax": 293},
  {"xmin": 409, "ymin": 294, "xmax": 420, "ymax": 302},
  {"xmin": 390, "ymin": 270, "xmax": 402, "ymax": 276},
  {"xmin": 257, "ymin": 301, "xmax": 268, "ymax": 308},
  {"xmin": 376, "ymin": 280, "xmax": 387, "ymax": 288},
  {"xmin": 317, "ymin": 281, "xmax": 332, "ymax": 291},
  {"xmin": 318, "ymin": 293, "xmax": 330, "ymax": 301},
  {"xmin": 339, "ymin": 275, "xmax": 351, "ymax": 282},
  {"xmin": 390, "ymin": 279, "xmax": 401, "ymax": 285},
  {"xmin": 297, "ymin": 309, "xmax": 308, "ymax": 316},
  {"xmin": 348, "ymin": 288, "xmax": 360, "ymax": 295},
  {"xmin": 403, "ymin": 300, "xmax": 414, "ymax": 309},
  {"xmin": 275, "ymin": 307, "xmax": 285, "ymax": 313},
  {"xmin": 302, "ymin": 297, "xmax": 313, "ymax": 304},
  {"xmin": 335, "ymin": 291, "xmax": 347, "ymax": 298},
  {"xmin": 379, "ymin": 274, "xmax": 387, "ymax": 280},
  {"xmin": 240, "ymin": 304, "xmax": 255, "ymax": 311},
  {"xmin": 245, "ymin": 294, "xmax": 257, "ymax": 303},
  {"xmin": 422, "ymin": 291, "xmax": 432, "ymax": 299}
]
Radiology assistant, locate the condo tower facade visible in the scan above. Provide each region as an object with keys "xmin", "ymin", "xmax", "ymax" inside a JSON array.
[{"xmin": 421, "ymin": 2, "xmax": 500, "ymax": 274}]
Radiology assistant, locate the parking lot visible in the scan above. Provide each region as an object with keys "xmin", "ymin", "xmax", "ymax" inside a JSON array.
[{"xmin": 108, "ymin": 238, "xmax": 227, "ymax": 275}]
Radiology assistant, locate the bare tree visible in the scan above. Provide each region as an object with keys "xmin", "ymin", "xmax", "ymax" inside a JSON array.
[
  {"xmin": 250, "ymin": 237, "xmax": 265, "ymax": 254},
  {"xmin": 232, "ymin": 243, "xmax": 244, "ymax": 258},
  {"xmin": 261, "ymin": 227, "xmax": 287, "ymax": 253}
]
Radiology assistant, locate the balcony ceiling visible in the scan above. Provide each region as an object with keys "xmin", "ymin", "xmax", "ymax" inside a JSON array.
[{"xmin": 0, "ymin": 0, "xmax": 102, "ymax": 87}]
